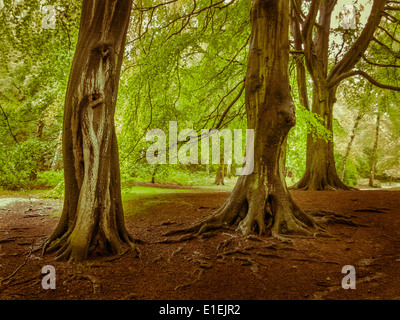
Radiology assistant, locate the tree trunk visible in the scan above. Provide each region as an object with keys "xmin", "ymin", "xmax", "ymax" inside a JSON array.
[
  {"xmin": 290, "ymin": 0, "xmax": 353, "ymax": 191},
  {"xmin": 151, "ymin": 164, "xmax": 159, "ymax": 184},
  {"xmin": 50, "ymin": 130, "xmax": 63, "ymax": 171},
  {"xmin": 292, "ymin": 0, "xmax": 387, "ymax": 190},
  {"xmin": 290, "ymin": 0, "xmax": 309, "ymax": 110},
  {"xmin": 340, "ymin": 112, "xmax": 363, "ymax": 180},
  {"xmin": 214, "ymin": 160, "xmax": 225, "ymax": 185},
  {"xmin": 369, "ymin": 111, "xmax": 381, "ymax": 187},
  {"xmin": 44, "ymin": 0, "xmax": 135, "ymax": 262},
  {"xmin": 226, "ymin": 163, "xmax": 232, "ymax": 179},
  {"xmin": 291, "ymin": 82, "xmax": 351, "ymax": 190},
  {"xmin": 167, "ymin": 0, "xmax": 318, "ymax": 237}
]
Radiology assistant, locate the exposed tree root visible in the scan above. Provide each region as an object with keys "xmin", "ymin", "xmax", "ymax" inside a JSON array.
[
  {"xmin": 42, "ymin": 225, "xmax": 140, "ymax": 262},
  {"xmin": 174, "ymin": 269, "xmax": 204, "ymax": 291},
  {"xmin": 305, "ymin": 210, "xmax": 369, "ymax": 227},
  {"xmin": 151, "ymin": 255, "xmax": 162, "ymax": 264},
  {"xmin": 354, "ymin": 207, "xmax": 390, "ymax": 214},
  {"xmin": 167, "ymin": 247, "xmax": 183, "ymax": 263},
  {"xmin": 174, "ymin": 250, "xmax": 212, "ymax": 290},
  {"xmin": 0, "ymin": 242, "xmax": 34, "ymax": 287},
  {"xmin": 156, "ymin": 234, "xmax": 197, "ymax": 244},
  {"xmin": 289, "ymin": 257, "xmax": 340, "ymax": 265},
  {"xmin": 163, "ymin": 184, "xmax": 326, "ymax": 245},
  {"xmin": 103, "ymin": 247, "xmax": 141, "ymax": 262},
  {"xmin": 289, "ymin": 169, "xmax": 357, "ymax": 191},
  {"xmin": 9, "ymin": 273, "xmax": 41, "ymax": 289},
  {"xmin": 0, "ymin": 238, "xmax": 17, "ymax": 244},
  {"xmin": 68, "ymin": 272, "xmax": 101, "ymax": 294},
  {"xmin": 216, "ymin": 233, "xmax": 236, "ymax": 250},
  {"xmin": 120, "ymin": 293, "xmax": 137, "ymax": 300}
]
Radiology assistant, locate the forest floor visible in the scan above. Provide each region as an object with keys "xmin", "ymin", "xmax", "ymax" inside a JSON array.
[{"xmin": 1, "ymin": 183, "xmax": 400, "ymax": 300}]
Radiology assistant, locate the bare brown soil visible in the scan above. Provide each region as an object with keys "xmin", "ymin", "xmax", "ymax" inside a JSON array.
[{"xmin": 1, "ymin": 188, "xmax": 400, "ymax": 300}]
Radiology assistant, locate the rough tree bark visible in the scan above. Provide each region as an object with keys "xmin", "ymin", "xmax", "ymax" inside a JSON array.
[
  {"xmin": 44, "ymin": 0, "xmax": 135, "ymax": 262},
  {"xmin": 290, "ymin": 0, "xmax": 387, "ymax": 190},
  {"xmin": 167, "ymin": 0, "xmax": 318, "ymax": 237}
]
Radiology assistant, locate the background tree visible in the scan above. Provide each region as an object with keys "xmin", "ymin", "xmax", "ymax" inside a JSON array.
[{"xmin": 289, "ymin": 0, "xmax": 400, "ymax": 190}]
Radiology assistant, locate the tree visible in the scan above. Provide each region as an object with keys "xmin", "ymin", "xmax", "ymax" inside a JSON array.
[
  {"xmin": 369, "ymin": 110, "xmax": 381, "ymax": 187},
  {"xmin": 167, "ymin": 0, "xmax": 318, "ymax": 237},
  {"xmin": 290, "ymin": 0, "xmax": 390, "ymax": 190},
  {"xmin": 44, "ymin": 0, "xmax": 136, "ymax": 262}
]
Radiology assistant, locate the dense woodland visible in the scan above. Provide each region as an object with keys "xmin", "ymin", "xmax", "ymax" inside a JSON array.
[{"xmin": 0, "ymin": 0, "xmax": 399, "ymax": 194}]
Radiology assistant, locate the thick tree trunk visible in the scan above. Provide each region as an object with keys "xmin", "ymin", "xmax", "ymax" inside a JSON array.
[
  {"xmin": 292, "ymin": 84, "xmax": 352, "ymax": 190},
  {"xmin": 292, "ymin": 0, "xmax": 387, "ymax": 191},
  {"xmin": 369, "ymin": 111, "xmax": 381, "ymax": 187},
  {"xmin": 44, "ymin": 0, "xmax": 135, "ymax": 262},
  {"xmin": 340, "ymin": 112, "xmax": 363, "ymax": 180},
  {"xmin": 167, "ymin": 0, "xmax": 318, "ymax": 237},
  {"xmin": 290, "ymin": 0, "xmax": 354, "ymax": 191}
]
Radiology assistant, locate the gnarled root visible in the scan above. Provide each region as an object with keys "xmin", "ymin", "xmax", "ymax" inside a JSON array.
[
  {"xmin": 43, "ymin": 221, "xmax": 139, "ymax": 262},
  {"xmin": 164, "ymin": 177, "xmax": 324, "ymax": 242}
]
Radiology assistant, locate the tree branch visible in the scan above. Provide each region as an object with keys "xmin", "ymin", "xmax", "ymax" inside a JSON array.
[
  {"xmin": 198, "ymin": 78, "xmax": 245, "ymax": 129},
  {"xmin": 291, "ymin": 0, "xmax": 306, "ymax": 23},
  {"xmin": 301, "ymin": 0, "xmax": 320, "ymax": 45},
  {"xmin": 133, "ymin": 0, "xmax": 179, "ymax": 12},
  {"xmin": 372, "ymin": 37, "xmax": 400, "ymax": 58},
  {"xmin": 362, "ymin": 53, "xmax": 400, "ymax": 68},
  {"xmin": 0, "ymin": 104, "xmax": 18, "ymax": 143},
  {"xmin": 214, "ymin": 80, "xmax": 245, "ymax": 130},
  {"xmin": 327, "ymin": 0, "xmax": 387, "ymax": 84},
  {"xmin": 382, "ymin": 10, "xmax": 400, "ymax": 23},
  {"xmin": 385, "ymin": 5, "xmax": 400, "ymax": 10},
  {"xmin": 377, "ymin": 25, "xmax": 400, "ymax": 44},
  {"xmin": 328, "ymin": 70, "xmax": 400, "ymax": 91}
]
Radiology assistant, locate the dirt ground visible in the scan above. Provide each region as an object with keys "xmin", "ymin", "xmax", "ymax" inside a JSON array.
[{"xmin": 1, "ymin": 187, "xmax": 400, "ymax": 301}]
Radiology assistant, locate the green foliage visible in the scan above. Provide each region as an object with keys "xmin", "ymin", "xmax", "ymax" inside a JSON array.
[
  {"xmin": 334, "ymin": 152, "xmax": 358, "ymax": 187},
  {"xmin": 116, "ymin": 0, "xmax": 250, "ymax": 185},
  {"xmin": 286, "ymin": 103, "xmax": 333, "ymax": 181},
  {"xmin": 0, "ymin": 0, "xmax": 80, "ymax": 190},
  {"xmin": 355, "ymin": 153, "xmax": 371, "ymax": 179},
  {"xmin": 46, "ymin": 178, "xmax": 65, "ymax": 199},
  {"xmin": 0, "ymin": 139, "xmax": 50, "ymax": 189},
  {"xmin": 35, "ymin": 170, "xmax": 63, "ymax": 187}
]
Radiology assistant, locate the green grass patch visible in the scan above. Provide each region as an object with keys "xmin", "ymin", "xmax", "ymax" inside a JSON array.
[
  {"xmin": 121, "ymin": 186, "xmax": 191, "ymax": 201},
  {"xmin": 0, "ymin": 188, "xmax": 53, "ymax": 198},
  {"xmin": 121, "ymin": 186, "xmax": 192, "ymax": 217}
]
